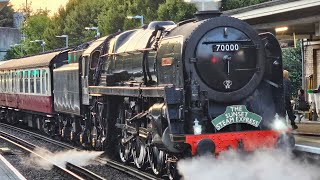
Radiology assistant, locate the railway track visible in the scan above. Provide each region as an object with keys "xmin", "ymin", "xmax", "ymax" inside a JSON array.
[
  {"xmin": 0, "ymin": 122, "xmax": 160, "ymax": 180},
  {"xmin": 0, "ymin": 129, "xmax": 105, "ymax": 180}
]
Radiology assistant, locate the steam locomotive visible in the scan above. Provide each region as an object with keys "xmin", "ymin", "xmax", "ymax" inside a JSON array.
[{"xmin": 0, "ymin": 11, "xmax": 293, "ymax": 178}]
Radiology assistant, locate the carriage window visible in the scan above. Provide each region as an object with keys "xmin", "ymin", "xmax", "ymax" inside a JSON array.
[
  {"xmin": 7, "ymin": 73, "xmax": 9, "ymax": 92},
  {"xmin": 10, "ymin": 73, "xmax": 12, "ymax": 93},
  {"xmin": 4, "ymin": 73, "xmax": 7, "ymax": 92},
  {"xmin": 1, "ymin": 74, "xmax": 3, "ymax": 93},
  {"xmin": 35, "ymin": 70, "xmax": 40, "ymax": 94},
  {"xmin": 12, "ymin": 72, "xmax": 14, "ymax": 93},
  {"xmin": 14, "ymin": 72, "xmax": 16, "ymax": 93},
  {"xmin": 90, "ymin": 50, "xmax": 100, "ymax": 69},
  {"xmin": 11, "ymin": 72, "xmax": 13, "ymax": 92},
  {"xmin": 9, "ymin": 73, "xmax": 11, "ymax": 92},
  {"xmin": 2, "ymin": 74, "xmax": 4, "ymax": 93},
  {"xmin": 42, "ymin": 70, "xmax": 45, "ymax": 94},
  {"xmin": 9, "ymin": 72, "xmax": 12, "ymax": 92},
  {"xmin": 0, "ymin": 74, "xmax": 2, "ymax": 92},
  {"xmin": 25, "ymin": 71, "xmax": 29, "ymax": 93},
  {"xmin": 1, "ymin": 74, "xmax": 5, "ymax": 92},
  {"xmin": 16, "ymin": 72, "xmax": 19, "ymax": 93},
  {"xmin": 45, "ymin": 72, "xmax": 49, "ymax": 94},
  {"xmin": 20, "ymin": 71, "xmax": 23, "ymax": 93},
  {"xmin": 6, "ymin": 73, "xmax": 8, "ymax": 92},
  {"xmin": 13, "ymin": 72, "xmax": 16, "ymax": 93},
  {"xmin": 0, "ymin": 74, "xmax": 2, "ymax": 93},
  {"xmin": 7, "ymin": 73, "xmax": 10, "ymax": 92},
  {"xmin": 15, "ymin": 72, "xmax": 18, "ymax": 93},
  {"xmin": 30, "ymin": 70, "xmax": 34, "ymax": 93}
]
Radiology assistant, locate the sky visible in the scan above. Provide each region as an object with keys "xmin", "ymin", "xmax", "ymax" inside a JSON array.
[{"xmin": 9, "ymin": 0, "xmax": 68, "ymax": 15}]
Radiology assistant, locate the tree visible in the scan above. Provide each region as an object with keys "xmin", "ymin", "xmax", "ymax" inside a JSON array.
[
  {"xmin": 63, "ymin": 0, "xmax": 105, "ymax": 46},
  {"xmin": 124, "ymin": 0, "xmax": 165, "ymax": 29},
  {"xmin": 5, "ymin": 0, "xmax": 204, "ymax": 58},
  {"xmin": 98, "ymin": 5, "xmax": 126, "ymax": 35},
  {"xmin": 98, "ymin": 0, "xmax": 167, "ymax": 34},
  {"xmin": 157, "ymin": 0, "xmax": 197, "ymax": 22},
  {"xmin": 22, "ymin": 9, "xmax": 50, "ymax": 55},
  {"xmin": 282, "ymin": 42, "xmax": 302, "ymax": 96},
  {"xmin": 0, "ymin": 4, "xmax": 14, "ymax": 27},
  {"xmin": 221, "ymin": 0, "xmax": 271, "ymax": 11},
  {"xmin": 43, "ymin": 13, "xmax": 65, "ymax": 50},
  {"xmin": 4, "ymin": 45, "xmax": 24, "ymax": 60}
]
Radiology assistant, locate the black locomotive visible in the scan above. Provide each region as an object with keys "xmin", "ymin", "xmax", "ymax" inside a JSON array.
[{"xmin": 0, "ymin": 11, "xmax": 293, "ymax": 179}]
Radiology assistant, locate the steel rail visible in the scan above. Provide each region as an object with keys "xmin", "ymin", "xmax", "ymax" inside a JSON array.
[
  {"xmin": 0, "ymin": 130, "xmax": 103, "ymax": 180},
  {"xmin": 0, "ymin": 122, "xmax": 74, "ymax": 149},
  {"xmin": 0, "ymin": 123, "xmax": 161, "ymax": 180},
  {"xmin": 96, "ymin": 158, "xmax": 161, "ymax": 180},
  {"xmin": 66, "ymin": 162, "xmax": 105, "ymax": 180}
]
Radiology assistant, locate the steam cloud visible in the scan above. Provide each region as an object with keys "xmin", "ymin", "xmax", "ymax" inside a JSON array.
[
  {"xmin": 178, "ymin": 149, "xmax": 320, "ymax": 180},
  {"xmin": 23, "ymin": 148, "xmax": 104, "ymax": 170}
]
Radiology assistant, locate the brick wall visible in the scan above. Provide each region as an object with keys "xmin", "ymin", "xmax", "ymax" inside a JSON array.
[
  {"xmin": 304, "ymin": 43, "xmax": 320, "ymax": 89},
  {"xmin": 317, "ymin": 50, "xmax": 320, "ymax": 87}
]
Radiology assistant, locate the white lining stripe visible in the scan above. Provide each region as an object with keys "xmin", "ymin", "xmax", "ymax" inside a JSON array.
[
  {"xmin": 0, "ymin": 154, "xmax": 26, "ymax": 180},
  {"xmin": 295, "ymin": 144, "xmax": 320, "ymax": 154}
]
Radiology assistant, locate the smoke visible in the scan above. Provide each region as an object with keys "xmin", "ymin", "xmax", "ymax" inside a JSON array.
[
  {"xmin": 270, "ymin": 115, "xmax": 289, "ymax": 131},
  {"xmin": 22, "ymin": 148, "xmax": 104, "ymax": 170},
  {"xmin": 178, "ymin": 149, "xmax": 320, "ymax": 180}
]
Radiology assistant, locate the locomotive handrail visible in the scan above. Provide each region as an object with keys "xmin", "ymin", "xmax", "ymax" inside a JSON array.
[
  {"xmin": 234, "ymin": 67, "xmax": 260, "ymax": 72},
  {"xmin": 89, "ymin": 85, "xmax": 175, "ymax": 98},
  {"xmin": 202, "ymin": 39, "xmax": 252, "ymax": 44},
  {"xmin": 264, "ymin": 79, "xmax": 280, "ymax": 88},
  {"xmin": 100, "ymin": 48, "xmax": 155, "ymax": 57}
]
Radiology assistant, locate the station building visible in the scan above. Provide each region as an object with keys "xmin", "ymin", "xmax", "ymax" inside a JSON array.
[
  {"xmin": 225, "ymin": 0, "xmax": 320, "ymax": 91},
  {"xmin": 0, "ymin": 0, "xmax": 21, "ymax": 60}
]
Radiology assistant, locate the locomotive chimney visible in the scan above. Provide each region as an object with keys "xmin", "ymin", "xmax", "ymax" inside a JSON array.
[
  {"xmin": 194, "ymin": 10, "xmax": 222, "ymax": 21},
  {"xmin": 184, "ymin": 0, "xmax": 222, "ymax": 21}
]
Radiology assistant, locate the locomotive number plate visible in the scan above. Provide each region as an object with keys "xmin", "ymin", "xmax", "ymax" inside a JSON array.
[{"xmin": 212, "ymin": 43, "xmax": 240, "ymax": 52}]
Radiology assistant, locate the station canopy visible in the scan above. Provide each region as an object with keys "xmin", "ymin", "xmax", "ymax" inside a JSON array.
[{"xmin": 225, "ymin": 0, "xmax": 320, "ymax": 42}]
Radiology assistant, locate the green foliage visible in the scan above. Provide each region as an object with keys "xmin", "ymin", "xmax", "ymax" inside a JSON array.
[
  {"xmin": 43, "ymin": 15, "xmax": 64, "ymax": 50},
  {"xmin": 158, "ymin": 0, "xmax": 197, "ymax": 22},
  {"xmin": 4, "ymin": 45, "xmax": 25, "ymax": 60},
  {"xmin": 0, "ymin": 4, "xmax": 14, "ymax": 27},
  {"xmin": 63, "ymin": 0, "xmax": 105, "ymax": 46},
  {"xmin": 98, "ymin": 0, "xmax": 171, "ymax": 35},
  {"xmin": 22, "ymin": 9, "xmax": 50, "ymax": 55},
  {"xmin": 282, "ymin": 42, "xmax": 302, "ymax": 96},
  {"xmin": 5, "ymin": 0, "xmax": 197, "ymax": 59},
  {"xmin": 98, "ymin": 0, "xmax": 127, "ymax": 35},
  {"xmin": 221, "ymin": 0, "xmax": 271, "ymax": 11}
]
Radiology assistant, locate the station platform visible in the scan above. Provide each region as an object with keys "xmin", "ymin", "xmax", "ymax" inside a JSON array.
[
  {"xmin": 0, "ymin": 154, "xmax": 25, "ymax": 180},
  {"xmin": 295, "ymin": 120, "xmax": 320, "ymax": 135},
  {"xmin": 292, "ymin": 119, "xmax": 320, "ymax": 154},
  {"xmin": 295, "ymin": 135, "xmax": 320, "ymax": 154}
]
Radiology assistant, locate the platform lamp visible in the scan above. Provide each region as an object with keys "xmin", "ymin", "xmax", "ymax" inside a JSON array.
[
  {"xmin": 127, "ymin": 15, "xmax": 144, "ymax": 27},
  {"xmin": 30, "ymin": 40, "xmax": 45, "ymax": 52},
  {"xmin": 56, "ymin": 35, "xmax": 68, "ymax": 48}
]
